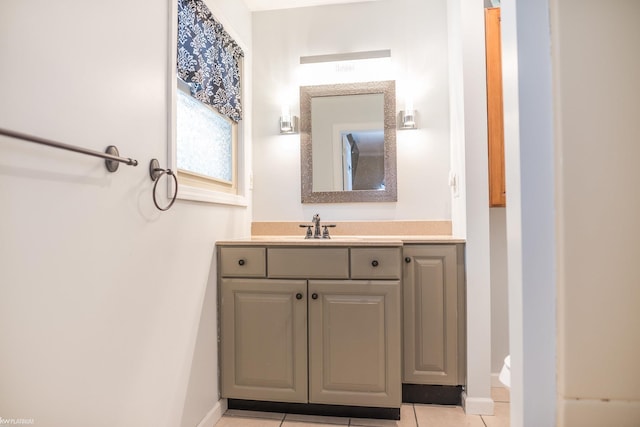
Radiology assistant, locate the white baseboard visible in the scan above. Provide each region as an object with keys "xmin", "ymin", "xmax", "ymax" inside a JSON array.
[
  {"xmin": 491, "ymin": 373, "xmax": 506, "ymax": 388},
  {"xmin": 461, "ymin": 392, "xmax": 495, "ymax": 416},
  {"xmin": 561, "ymin": 398, "xmax": 640, "ymax": 427},
  {"xmin": 196, "ymin": 399, "xmax": 228, "ymax": 427}
]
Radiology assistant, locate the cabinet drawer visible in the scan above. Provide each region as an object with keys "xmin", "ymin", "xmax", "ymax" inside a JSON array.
[
  {"xmin": 351, "ymin": 248, "xmax": 401, "ymax": 279},
  {"xmin": 219, "ymin": 247, "xmax": 266, "ymax": 277},
  {"xmin": 268, "ymin": 248, "xmax": 349, "ymax": 279}
]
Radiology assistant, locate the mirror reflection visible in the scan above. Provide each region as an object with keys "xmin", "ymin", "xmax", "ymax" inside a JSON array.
[
  {"xmin": 311, "ymin": 93, "xmax": 385, "ymax": 192},
  {"xmin": 300, "ymin": 81, "xmax": 397, "ymax": 203}
]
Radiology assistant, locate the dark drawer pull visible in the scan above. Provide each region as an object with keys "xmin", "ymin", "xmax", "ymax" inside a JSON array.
[
  {"xmin": 238, "ymin": 259, "xmax": 245, "ymax": 266},
  {"xmin": 296, "ymin": 293, "xmax": 303, "ymax": 300},
  {"xmin": 405, "ymin": 257, "xmax": 412, "ymax": 263},
  {"xmin": 371, "ymin": 260, "xmax": 379, "ymax": 267},
  {"xmin": 311, "ymin": 293, "xmax": 318, "ymax": 300}
]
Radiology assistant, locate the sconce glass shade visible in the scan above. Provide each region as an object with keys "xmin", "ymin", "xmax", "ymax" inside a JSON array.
[
  {"xmin": 280, "ymin": 115, "xmax": 299, "ymax": 134},
  {"xmin": 399, "ymin": 110, "xmax": 417, "ymax": 129}
]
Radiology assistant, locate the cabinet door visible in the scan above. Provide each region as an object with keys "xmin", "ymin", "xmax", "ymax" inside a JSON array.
[
  {"xmin": 486, "ymin": 7, "xmax": 506, "ymax": 207},
  {"xmin": 221, "ymin": 278, "xmax": 308, "ymax": 403},
  {"xmin": 403, "ymin": 245, "xmax": 460, "ymax": 385},
  {"xmin": 308, "ymin": 280, "xmax": 401, "ymax": 408}
]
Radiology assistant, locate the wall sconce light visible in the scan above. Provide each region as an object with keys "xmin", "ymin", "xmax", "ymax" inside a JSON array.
[
  {"xmin": 279, "ymin": 106, "xmax": 299, "ymax": 134},
  {"xmin": 399, "ymin": 109, "xmax": 417, "ymax": 130},
  {"xmin": 399, "ymin": 95, "xmax": 417, "ymax": 130}
]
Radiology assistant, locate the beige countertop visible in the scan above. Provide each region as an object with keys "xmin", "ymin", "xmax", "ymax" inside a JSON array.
[{"xmin": 216, "ymin": 235, "xmax": 465, "ymax": 246}]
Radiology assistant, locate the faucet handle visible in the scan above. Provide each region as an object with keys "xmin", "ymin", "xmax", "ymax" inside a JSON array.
[
  {"xmin": 299, "ymin": 224, "xmax": 313, "ymax": 239},
  {"xmin": 322, "ymin": 224, "xmax": 336, "ymax": 239}
]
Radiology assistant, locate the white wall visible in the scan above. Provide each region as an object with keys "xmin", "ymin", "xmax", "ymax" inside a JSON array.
[
  {"xmin": 503, "ymin": 1, "xmax": 640, "ymax": 425},
  {"xmin": 446, "ymin": 0, "xmax": 466, "ymax": 239},
  {"xmin": 251, "ymin": 0, "xmax": 452, "ymax": 222},
  {"xmin": 0, "ymin": 1, "xmax": 251, "ymax": 426},
  {"xmin": 490, "ymin": 208, "xmax": 509, "ymax": 376},
  {"xmin": 446, "ymin": 0, "xmax": 493, "ymax": 414},
  {"xmin": 501, "ymin": 0, "xmax": 557, "ymax": 426},
  {"xmin": 551, "ymin": 1, "xmax": 640, "ymax": 425}
]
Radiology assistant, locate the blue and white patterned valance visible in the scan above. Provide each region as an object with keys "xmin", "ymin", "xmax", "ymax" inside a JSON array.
[{"xmin": 177, "ymin": 0, "xmax": 243, "ymax": 122}]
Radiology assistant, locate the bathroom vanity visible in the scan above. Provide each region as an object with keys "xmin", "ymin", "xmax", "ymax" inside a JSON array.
[{"xmin": 216, "ymin": 237, "xmax": 465, "ymax": 419}]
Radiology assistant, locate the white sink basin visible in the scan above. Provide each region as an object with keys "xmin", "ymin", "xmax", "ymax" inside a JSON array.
[
  {"xmin": 251, "ymin": 235, "xmax": 364, "ymax": 242},
  {"xmin": 246, "ymin": 236, "xmax": 409, "ymax": 247}
]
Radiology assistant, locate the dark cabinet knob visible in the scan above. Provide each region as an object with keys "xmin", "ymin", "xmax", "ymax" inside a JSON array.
[
  {"xmin": 405, "ymin": 257, "xmax": 411, "ymax": 263},
  {"xmin": 371, "ymin": 260, "xmax": 379, "ymax": 267},
  {"xmin": 238, "ymin": 259, "xmax": 245, "ymax": 266},
  {"xmin": 312, "ymin": 293, "xmax": 318, "ymax": 300},
  {"xmin": 296, "ymin": 293, "xmax": 303, "ymax": 300}
]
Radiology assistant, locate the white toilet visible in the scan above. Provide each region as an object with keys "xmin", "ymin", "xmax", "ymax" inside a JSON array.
[{"xmin": 498, "ymin": 355, "xmax": 511, "ymax": 388}]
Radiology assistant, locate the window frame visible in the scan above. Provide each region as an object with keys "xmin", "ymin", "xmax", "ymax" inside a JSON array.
[{"xmin": 168, "ymin": 0, "xmax": 248, "ymax": 207}]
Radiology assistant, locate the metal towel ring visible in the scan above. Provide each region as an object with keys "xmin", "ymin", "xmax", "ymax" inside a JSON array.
[{"xmin": 149, "ymin": 159, "xmax": 178, "ymax": 211}]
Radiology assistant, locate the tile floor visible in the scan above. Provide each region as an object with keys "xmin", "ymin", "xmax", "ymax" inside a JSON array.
[{"xmin": 215, "ymin": 388, "xmax": 510, "ymax": 427}]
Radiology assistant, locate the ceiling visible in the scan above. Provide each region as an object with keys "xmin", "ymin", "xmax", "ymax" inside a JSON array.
[{"xmin": 244, "ymin": 0, "xmax": 381, "ymax": 12}]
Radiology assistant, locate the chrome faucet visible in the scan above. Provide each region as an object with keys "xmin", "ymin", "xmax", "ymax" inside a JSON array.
[
  {"xmin": 312, "ymin": 213, "xmax": 321, "ymax": 239},
  {"xmin": 299, "ymin": 214, "xmax": 336, "ymax": 239}
]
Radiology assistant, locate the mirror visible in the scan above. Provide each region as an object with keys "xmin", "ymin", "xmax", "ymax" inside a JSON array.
[{"xmin": 300, "ymin": 81, "xmax": 397, "ymax": 203}]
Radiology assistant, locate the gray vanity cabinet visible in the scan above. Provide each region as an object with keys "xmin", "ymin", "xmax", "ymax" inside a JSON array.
[
  {"xmin": 219, "ymin": 245, "xmax": 402, "ymax": 408},
  {"xmin": 220, "ymin": 278, "xmax": 308, "ymax": 403},
  {"xmin": 308, "ymin": 279, "xmax": 401, "ymax": 407},
  {"xmin": 402, "ymin": 244, "xmax": 465, "ymax": 386}
]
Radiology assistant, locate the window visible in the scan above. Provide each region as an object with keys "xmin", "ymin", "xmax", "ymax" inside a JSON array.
[
  {"xmin": 176, "ymin": 78, "xmax": 238, "ymax": 194},
  {"xmin": 173, "ymin": 0, "xmax": 245, "ymax": 205}
]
